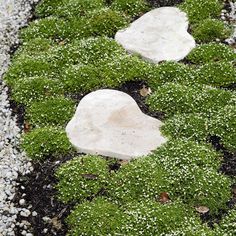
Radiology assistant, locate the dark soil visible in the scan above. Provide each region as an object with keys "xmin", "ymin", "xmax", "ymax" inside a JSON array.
[
  {"xmin": 147, "ymin": 0, "xmax": 183, "ymax": 7},
  {"xmin": 13, "ymin": 155, "xmax": 75, "ymax": 236}
]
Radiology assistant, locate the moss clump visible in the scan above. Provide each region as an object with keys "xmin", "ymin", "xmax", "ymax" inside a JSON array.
[
  {"xmin": 20, "ymin": 17, "xmax": 67, "ymax": 42},
  {"xmin": 111, "ymin": 0, "xmax": 150, "ymax": 17},
  {"xmin": 122, "ymin": 201, "xmax": 212, "ymax": 235},
  {"xmin": 3, "ymin": 55, "xmax": 63, "ymax": 87},
  {"xmin": 83, "ymin": 8, "xmax": 130, "ymax": 38},
  {"xmin": 187, "ymin": 43, "xmax": 236, "ymax": 64},
  {"xmin": 66, "ymin": 198, "xmax": 126, "ymax": 236},
  {"xmin": 21, "ymin": 127, "xmax": 73, "ymax": 160},
  {"xmin": 61, "ymin": 55, "xmax": 152, "ymax": 94},
  {"xmin": 148, "ymin": 61, "xmax": 195, "ymax": 89},
  {"xmin": 146, "ymin": 83, "xmax": 234, "ymax": 118},
  {"xmin": 35, "ymin": 0, "xmax": 64, "ymax": 17},
  {"xmin": 209, "ymin": 105, "xmax": 236, "ymax": 151},
  {"xmin": 192, "ymin": 19, "xmax": 232, "ymax": 43},
  {"xmin": 26, "ymin": 97, "xmax": 75, "ymax": 127},
  {"xmin": 65, "ymin": 36, "xmax": 126, "ymax": 65},
  {"xmin": 162, "ymin": 114, "xmax": 209, "ymax": 142},
  {"xmin": 67, "ymin": 198, "xmax": 211, "ymax": 236},
  {"xmin": 108, "ymin": 157, "xmax": 169, "ymax": 203},
  {"xmin": 179, "ymin": 0, "xmax": 223, "ymax": 24},
  {"xmin": 10, "ymin": 77, "xmax": 63, "ymax": 106},
  {"xmin": 55, "ymin": 156, "xmax": 109, "ymax": 203},
  {"xmin": 214, "ymin": 208, "xmax": 236, "ymax": 236},
  {"xmin": 152, "ymin": 140, "xmax": 231, "ymax": 213},
  {"xmin": 14, "ymin": 38, "xmax": 56, "ymax": 59},
  {"xmin": 36, "ymin": 0, "xmax": 105, "ymax": 18},
  {"xmin": 196, "ymin": 61, "xmax": 236, "ymax": 87}
]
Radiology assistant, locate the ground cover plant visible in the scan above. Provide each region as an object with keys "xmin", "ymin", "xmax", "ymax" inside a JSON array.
[{"xmin": 4, "ymin": 0, "xmax": 236, "ymax": 235}]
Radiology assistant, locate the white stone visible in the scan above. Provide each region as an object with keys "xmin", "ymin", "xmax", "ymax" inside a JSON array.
[
  {"xmin": 115, "ymin": 7, "xmax": 196, "ymax": 63},
  {"xmin": 66, "ymin": 89, "xmax": 167, "ymax": 160}
]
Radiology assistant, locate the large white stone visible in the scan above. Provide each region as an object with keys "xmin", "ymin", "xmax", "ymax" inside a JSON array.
[
  {"xmin": 115, "ymin": 7, "xmax": 196, "ymax": 63},
  {"xmin": 66, "ymin": 89, "xmax": 167, "ymax": 160}
]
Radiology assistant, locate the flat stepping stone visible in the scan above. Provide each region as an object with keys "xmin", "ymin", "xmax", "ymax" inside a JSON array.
[
  {"xmin": 115, "ymin": 7, "xmax": 196, "ymax": 63},
  {"xmin": 66, "ymin": 89, "xmax": 167, "ymax": 160}
]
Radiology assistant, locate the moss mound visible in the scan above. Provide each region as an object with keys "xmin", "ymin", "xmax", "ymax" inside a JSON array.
[
  {"xmin": 26, "ymin": 97, "xmax": 75, "ymax": 127},
  {"xmin": 56, "ymin": 155, "xmax": 109, "ymax": 203},
  {"xmin": 22, "ymin": 127, "xmax": 73, "ymax": 160},
  {"xmin": 187, "ymin": 42, "xmax": 236, "ymax": 64}
]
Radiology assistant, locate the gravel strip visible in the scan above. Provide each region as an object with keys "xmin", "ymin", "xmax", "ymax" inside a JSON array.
[{"xmin": 0, "ymin": 0, "xmax": 39, "ymax": 235}]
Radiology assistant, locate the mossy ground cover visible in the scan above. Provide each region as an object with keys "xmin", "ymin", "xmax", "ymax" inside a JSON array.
[{"xmin": 5, "ymin": 0, "xmax": 236, "ymax": 235}]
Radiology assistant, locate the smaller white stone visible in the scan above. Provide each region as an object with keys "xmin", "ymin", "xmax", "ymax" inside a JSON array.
[
  {"xmin": 115, "ymin": 7, "xmax": 195, "ymax": 63},
  {"xmin": 19, "ymin": 199, "xmax": 25, "ymax": 206},
  {"xmin": 32, "ymin": 211, "xmax": 37, "ymax": 217}
]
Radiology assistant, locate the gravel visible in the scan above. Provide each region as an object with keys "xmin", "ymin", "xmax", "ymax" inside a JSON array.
[
  {"xmin": 0, "ymin": 0, "xmax": 235, "ymax": 235},
  {"xmin": 0, "ymin": 0, "xmax": 39, "ymax": 235}
]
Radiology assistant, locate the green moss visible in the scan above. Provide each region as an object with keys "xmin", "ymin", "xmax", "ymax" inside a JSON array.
[
  {"xmin": 35, "ymin": 0, "xmax": 64, "ymax": 17},
  {"xmin": 151, "ymin": 140, "xmax": 231, "ymax": 213},
  {"xmin": 21, "ymin": 127, "xmax": 73, "ymax": 160},
  {"xmin": 55, "ymin": 156, "xmax": 110, "ymax": 203},
  {"xmin": 209, "ymin": 105, "xmax": 236, "ymax": 151},
  {"xmin": 65, "ymin": 36, "xmax": 126, "ymax": 65},
  {"xmin": 214, "ymin": 208, "xmax": 236, "ymax": 236},
  {"xmin": 3, "ymin": 57, "xmax": 58, "ymax": 87},
  {"xmin": 111, "ymin": 0, "xmax": 150, "ymax": 17},
  {"xmin": 61, "ymin": 55, "xmax": 152, "ymax": 94},
  {"xmin": 196, "ymin": 61, "xmax": 236, "ymax": 87},
  {"xmin": 148, "ymin": 62, "xmax": 196, "ymax": 89},
  {"xmin": 162, "ymin": 114, "xmax": 209, "ymax": 142},
  {"xmin": 153, "ymin": 140, "xmax": 221, "ymax": 173},
  {"xmin": 66, "ymin": 198, "xmax": 126, "ymax": 236},
  {"xmin": 146, "ymin": 83, "xmax": 234, "ymax": 118},
  {"xmin": 20, "ymin": 17, "xmax": 67, "ymax": 42},
  {"xmin": 179, "ymin": 0, "xmax": 223, "ymax": 24},
  {"xmin": 83, "ymin": 8, "xmax": 130, "ymax": 38},
  {"xmin": 122, "ymin": 201, "xmax": 212, "ymax": 235},
  {"xmin": 10, "ymin": 77, "xmax": 63, "ymax": 106},
  {"xmin": 26, "ymin": 97, "xmax": 75, "ymax": 127},
  {"xmin": 108, "ymin": 157, "xmax": 169, "ymax": 203},
  {"xmin": 14, "ymin": 38, "xmax": 56, "ymax": 59},
  {"xmin": 67, "ymin": 199, "xmax": 211, "ymax": 236},
  {"xmin": 187, "ymin": 43, "xmax": 236, "ymax": 64},
  {"xmin": 38, "ymin": 0, "xmax": 105, "ymax": 18},
  {"xmin": 192, "ymin": 19, "xmax": 232, "ymax": 43}
]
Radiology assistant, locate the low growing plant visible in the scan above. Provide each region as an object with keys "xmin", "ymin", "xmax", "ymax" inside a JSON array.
[
  {"xmin": 56, "ymin": 155, "xmax": 110, "ymax": 203},
  {"xmin": 187, "ymin": 42, "xmax": 236, "ymax": 64},
  {"xmin": 4, "ymin": 57, "xmax": 59, "ymax": 87},
  {"xmin": 162, "ymin": 113, "xmax": 210, "ymax": 142},
  {"xmin": 20, "ymin": 17, "xmax": 67, "ymax": 42},
  {"xmin": 10, "ymin": 77, "xmax": 64, "ymax": 106},
  {"xmin": 148, "ymin": 61, "xmax": 196, "ymax": 89},
  {"xmin": 66, "ymin": 198, "xmax": 127, "ymax": 236},
  {"xmin": 146, "ymin": 83, "xmax": 234, "ymax": 118},
  {"xmin": 65, "ymin": 36, "xmax": 126, "ymax": 65},
  {"xmin": 111, "ymin": 0, "xmax": 151, "ymax": 17},
  {"xmin": 108, "ymin": 156, "xmax": 169, "ymax": 203},
  {"xmin": 179, "ymin": 0, "xmax": 223, "ymax": 24},
  {"xmin": 196, "ymin": 61, "xmax": 236, "ymax": 87},
  {"xmin": 192, "ymin": 19, "xmax": 232, "ymax": 43},
  {"xmin": 26, "ymin": 97, "xmax": 75, "ymax": 127},
  {"xmin": 209, "ymin": 105, "xmax": 236, "ymax": 151},
  {"xmin": 214, "ymin": 208, "xmax": 236, "ymax": 236},
  {"xmin": 38, "ymin": 0, "xmax": 106, "ymax": 18},
  {"xmin": 22, "ymin": 127, "xmax": 73, "ymax": 160},
  {"xmin": 151, "ymin": 140, "xmax": 232, "ymax": 213}
]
